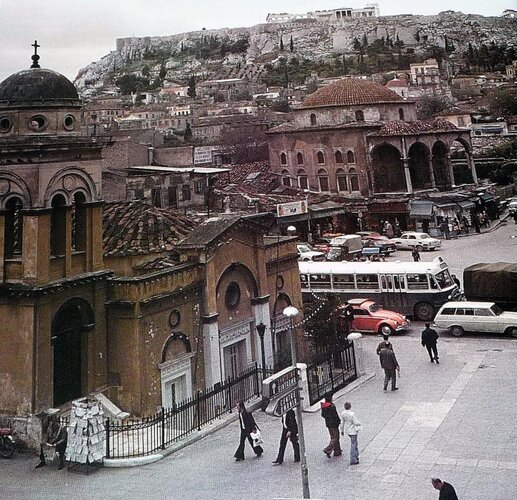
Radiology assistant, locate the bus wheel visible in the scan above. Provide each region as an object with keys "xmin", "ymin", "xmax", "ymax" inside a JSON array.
[
  {"xmin": 414, "ymin": 302, "xmax": 434, "ymax": 321},
  {"xmin": 379, "ymin": 324, "xmax": 394, "ymax": 336},
  {"xmin": 450, "ymin": 325, "xmax": 464, "ymax": 337}
]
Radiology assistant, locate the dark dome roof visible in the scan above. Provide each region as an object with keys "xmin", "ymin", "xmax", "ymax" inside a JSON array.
[
  {"xmin": 301, "ymin": 78, "xmax": 404, "ymax": 108},
  {"xmin": 0, "ymin": 68, "xmax": 80, "ymax": 107}
]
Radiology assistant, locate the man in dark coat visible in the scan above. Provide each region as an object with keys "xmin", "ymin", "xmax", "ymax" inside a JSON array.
[
  {"xmin": 376, "ymin": 335, "xmax": 393, "ymax": 355},
  {"xmin": 272, "ymin": 409, "xmax": 300, "ymax": 465},
  {"xmin": 379, "ymin": 347, "xmax": 399, "ymax": 391},
  {"xmin": 234, "ymin": 401, "xmax": 263, "ymax": 461},
  {"xmin": 36, "ymin": 420, "xmax": 68, "ymax": 470},
  {"xmin": 422, "ymin": 322, "xmax": 439, "ymax": 363},
  {"xmin": 432, "ymin": 478, "xmax": 458, "ymax": 499},
  {"xmin": 412, "ymin": 248, "xmax": 421, "ymax": 262},
  {"xmin": 320, "ymin": 394, "xmax": 342, "ymax": 457}
]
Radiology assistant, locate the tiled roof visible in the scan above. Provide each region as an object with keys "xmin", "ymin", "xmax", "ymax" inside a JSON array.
[
  {"xmin": 372, "ymin": 119, "xmax": 459, "ymax": 136},
  {"xmin": 301, "ymin": 78, "xmax": 404, "ymax": 108},
  {"xmin": 385, "ymin": 78, "xmax": 408, "ymax": 88},
  {"xmin": 267, "ymin": 121, "xmax": 383, "ymax": 134},
  {"xmin": 434, "ymin": 106, "xmax": 475, "ymax": 117},
  {"xmin": 103, "ymin": 201, "xmax": 197, "ymax": 257},
  {"xmin": 176, "ymin": 216, "xmax": 243, "ymax": 248},
  {"xmin": 213, "ymin": 161, "xmax": 278, "ymax": 193}
]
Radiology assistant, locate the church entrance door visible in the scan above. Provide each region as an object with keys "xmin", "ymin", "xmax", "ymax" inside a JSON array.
[{"xmin": 52, "ymin": 299, "xmax": 94, "ymax": 407}]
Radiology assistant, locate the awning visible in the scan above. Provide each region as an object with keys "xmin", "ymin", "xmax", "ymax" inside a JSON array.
[
  {"xmin": 457, "ymin": 200, "xmax": 476, "ymax": 210},
  {"xmin": 478, "ymin": 194, "xmax": 494, "ymax": 203},
  {"xmin": 409, "ymin": 200, "xmax": 434, "ymax": 218}
]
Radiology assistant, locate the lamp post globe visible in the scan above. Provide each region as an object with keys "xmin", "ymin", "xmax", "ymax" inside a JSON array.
[{"xmin": 283, "ymin": 306, "xmax": 299, "ymax": 318}]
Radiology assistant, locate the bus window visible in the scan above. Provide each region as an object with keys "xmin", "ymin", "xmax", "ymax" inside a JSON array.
[
  {"xmin": 399, "ymin": 275, "xmax": 405, "ymax": 289},
  {"xmin": 356, "ymin": 274, "xmax": 378, "ymax": 289},
  {"xmin": 311, "ymin": 274, "xmax": 331, "ymax": 289},
  {"xmin": 393, "ymin": 275, "xmax": 399, "ymax": 289},
  {"xmin": 380, "ymin": 276, "xmax": 386, "ymax": 288},
  {"xmin": 407, "ymin": 273, "xmax": 428, "ymax": 290},
  {"xmin": 387, "ymin": 275, "xmax": 393, "ymax": 290},
  {"xmin": 333, "ymin": 274, "xmax": 355, "ymax": 289}
]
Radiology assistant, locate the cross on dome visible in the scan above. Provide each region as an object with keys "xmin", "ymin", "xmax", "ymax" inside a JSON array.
[{"xmin": 31, "ymin": 40, "xmax": 41, "ymax": 69}]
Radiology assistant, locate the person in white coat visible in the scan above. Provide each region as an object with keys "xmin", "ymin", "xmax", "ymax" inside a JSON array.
[{"xmin": 340, "ymin": 402, "xmax": 362, "ymax": 465}]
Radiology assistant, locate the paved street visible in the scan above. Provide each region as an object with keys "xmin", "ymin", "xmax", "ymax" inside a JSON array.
[
  {"xmin": 2, "ymin": 329, "xmax": 517, "ymax": 500},
  {"xmin": 1, "ymin": 222, "xmax": 516, "ymax": 500}
]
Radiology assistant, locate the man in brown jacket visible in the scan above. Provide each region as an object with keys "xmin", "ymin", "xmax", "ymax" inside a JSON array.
[{"xmin": 379, "ymin": 347, "xmax": 400, "ymax": 391}]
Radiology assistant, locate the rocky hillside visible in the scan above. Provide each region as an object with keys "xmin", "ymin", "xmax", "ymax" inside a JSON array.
[{"xmin": 75, "ymin": 11, "xmax": 517, "ymax": 90}]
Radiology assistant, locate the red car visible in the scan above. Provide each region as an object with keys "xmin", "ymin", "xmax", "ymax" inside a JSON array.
[{"xmin": 343, "ymin": 298, "xmax": 409, "ymax": 335}]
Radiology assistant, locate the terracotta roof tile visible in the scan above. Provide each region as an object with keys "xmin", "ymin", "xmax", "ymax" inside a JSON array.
[
  {"xmin": 301, "ymin": 78, "xmax": 404, "ymax": 108},
  {"xmin": 103, "ymin": 201, "xmax": 197, "ymax": 257},
  {"xmin": 372, "ymin": 119, "xmax": 459, "ymax": 136}
]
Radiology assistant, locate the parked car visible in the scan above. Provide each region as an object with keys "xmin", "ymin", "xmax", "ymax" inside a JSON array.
[
  {"xmin": 313, "ymin": 237, "xmax": 333, "ymax": 255},
  {"xmin": 341, "ymin": 298, "xmax": 409, "ymax": 335},
  {"xmin": 297, "ymin": 244, "xmax": 326, "ymax": 262},
  {"xmin": 434, "ymin": 301, "xmax": 517, "ymax": 337},
  {"xmin": 391, "ymin": 232, "xmax": 441, "ymax": 251}
]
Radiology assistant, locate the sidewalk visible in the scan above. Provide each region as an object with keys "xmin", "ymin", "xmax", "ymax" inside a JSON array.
[{"xmin": 2, "ymin": 332, "xmax": 517, "ymax": 499}]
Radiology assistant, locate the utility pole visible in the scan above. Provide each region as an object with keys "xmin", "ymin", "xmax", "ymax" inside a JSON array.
[{"xmin": 284, "ymin": 306, "xmax": 310, "ymax": 499}]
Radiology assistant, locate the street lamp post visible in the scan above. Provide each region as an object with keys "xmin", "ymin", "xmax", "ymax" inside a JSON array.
[
  {"xmin": 256, "ymin": 321, "xmax": 267, "ymax": 379},
  {"xmin": 283, "ymin": 306, "xmax": 310, "ymax": 499}
]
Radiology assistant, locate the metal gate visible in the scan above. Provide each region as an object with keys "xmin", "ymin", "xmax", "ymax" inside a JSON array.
[{"xmin": 307, "ymin": 341, "xmax": 357, "ymax": 405}]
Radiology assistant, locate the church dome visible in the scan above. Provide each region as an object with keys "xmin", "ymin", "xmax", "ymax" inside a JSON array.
[
  {"xmin": 301, "ymin": 78, "xmax": 404, "ymax": 108},
  {"xmin": 0, "ymin": 68, "xmax": 81, "ymax": 108}
]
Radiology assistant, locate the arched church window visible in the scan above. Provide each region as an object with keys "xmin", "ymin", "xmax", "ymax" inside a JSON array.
[
  {"xmin": 72, "ymin": 192, "xmax": 87, "ymax": 252},
  {"xmin": 318, "ymin": 168, "xmax": 329, "ymax": 192},
  {"xmin": 336, "ymin": 169, "xmax": 348, "ymax": 192},
  {"xmin": 335, "ymin": 150, "xmax": 343, "ymax": 164},
  {"xmin": 297, "ymin": 152, "xmax": 304, "ymax": 165},
  {"xmin": 280, "ymin": 152, "xmax": 287, "ymax": 165},
  {"xmin": 349, "ymin": 168, "xmax": 359, "ymax": 192},
  {"xmin": 298, "ymin": 169, "xmax": 308, "ymax": 190},
  {"xmin": 310, "ymin": 113, "xmax": 317, "ymax": 125},
  {"xmin": 317, "ymin": 151, "xmax": 325, "ymax": 164},
  {"xmin": 51, "ymin": 194, "xmax": 67, "ymax": 257},
  {"xmin": 281, "ymin": 169, "xmax": 291, "ymax": 187},
  {"xmin": 347, "ymin": 150, "xmax": 355, "ymax": 164}
]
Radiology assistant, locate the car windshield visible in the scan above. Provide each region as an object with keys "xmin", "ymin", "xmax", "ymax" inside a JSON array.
[
  {"xmin": 368, "ymin": 303, "xmax": 383, "ymax": 312},
  {"xmin": 490, "ymin": 304, "xmax": 503, "ymax": 316},
  {"xmin": 434, "ymin": 270, "xmax": 453, "ymax": 289},
  {"xmin": 298, "ymin": 245, "xmax": 312, "ymax": 253}
]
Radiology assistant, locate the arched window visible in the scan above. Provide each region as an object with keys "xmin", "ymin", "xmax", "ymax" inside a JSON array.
[
  {"xmin": 51, "ymin": 194, "xmax": 67, "ymax": 257},
  {"xmin": 296, "ymin": 152, "xmax": 304, "ymax": 165},
  {"xmin": 298, "ymin": 169, "xmax": 308, "ymax": 190},
  {"xmin": 317, "ymin": 151, "xmax": 325, "ymax": 164},
  {"xmin": 399, "ymin": 108, "xmax": 405, "ymax": 121},
  {"xmin": 4, "ymin": 197, "xmax": 23, "ymax": 258},
  {"xmin": 318, "ymin": 168, "xmax": 329, "ymax": 192},
  {"xmin": 335, "ymin": 150, "xmax": 343, "ymax": 163},
  {"xmin": 349, "ymin": 168, "xmax": 359, "ymax": 192},
  {"xmin": 280, "ymin": 152, "xmax": 287, "ymax": 165},
  {"xmin": 72, "ymin": 192, "xmax": 87, "ymax": 252},
  {"xmin": 281, "ymin": 169, "xmax": 291, "ymax": 187},
  {"xmin": 355, "ymin": 110, "xmax": 364, "ymax": 122},
  {"xmin": 336, "ymin": 168, "xmax": 348, "ymax": 192},
  {"xmin": 347, "ymin": 150, "xmax": 355, "ymax": 164},
  {"xmin": 310, "ymin": 113, "xmax": 317, "ymax": 125}
]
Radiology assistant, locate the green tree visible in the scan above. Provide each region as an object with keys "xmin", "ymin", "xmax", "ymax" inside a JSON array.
[
  {"xmin": 187, "ymin": 75, "xmax": 196, "ymax": 98},
  {"xmin": 115, "ymin": 74, "xmax": 149, "ymax": 95},
  {"xmin": 159, "ymin": 65, "xmax": 167, "ymax": 80},
  {"xmin": 141, "ymin": 65, "xmax": 150, "ymax": 78},
  {"xmin": 416, "ymin": 95, "xmax": 452, "ymax": 120},
  {"xmin": 489, "ymin": 88, "xmax": 517, "ymax": 117},
  {"xmin": 184, "ymin": 122, "xmax": 193, "ymax": 142},
  {"xmin": 290, "ymin": 35, "xmax": 294, "ymax": 52}
]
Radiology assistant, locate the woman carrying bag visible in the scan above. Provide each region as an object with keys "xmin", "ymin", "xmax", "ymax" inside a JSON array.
[{"xmin": 234, "ymin": 401, "xmax": 263, "ymax": 461}]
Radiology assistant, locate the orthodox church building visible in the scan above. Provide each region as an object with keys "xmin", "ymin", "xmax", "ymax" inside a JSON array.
[{"xmin": 0, "ymin": 49, "xmax": 302, "ymax": 441}]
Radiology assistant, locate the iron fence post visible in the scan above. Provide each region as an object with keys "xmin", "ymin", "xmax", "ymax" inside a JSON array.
[
  {"xmin": 254, "ymin": 362, "xmax": 260, "ymax": 397},
  {"xmin": 105, "ymin": 418, "xmax": 110, "ymax": 459},
  {"xmin": 161, "ymin": 407, "xmax": 165, "ymax": 450},
  {"xmin": 227, "ymin": 383, "xmax": 232, "ymax": 413},
  {"xmin": 196, "ymin": 390, "xmax": 202, "ymax": 431}
]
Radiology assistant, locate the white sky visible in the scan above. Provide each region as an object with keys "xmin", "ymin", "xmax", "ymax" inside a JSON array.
[{"xmin": 0, "ymin": 1, "xmax": 511, "ymax": 82}]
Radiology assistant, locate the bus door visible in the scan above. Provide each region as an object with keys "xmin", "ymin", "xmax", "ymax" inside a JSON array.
[{"xmin": 380, "ymin": 274, "xmax": 407, "ymax": 313}]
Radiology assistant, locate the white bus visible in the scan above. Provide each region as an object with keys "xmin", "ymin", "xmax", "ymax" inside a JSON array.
[{"xmin": 299, "ymin": 257, "xmax": 458, "ymax": 321}]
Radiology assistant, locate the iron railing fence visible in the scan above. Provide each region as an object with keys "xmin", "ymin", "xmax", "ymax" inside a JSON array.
[
  {"xmin": 105, "ymin": 363, "xmax": 267, "ymax": 459},
  {"xmin": 306, "ymin": 340, "xmax": 357, "ymax": 405}
]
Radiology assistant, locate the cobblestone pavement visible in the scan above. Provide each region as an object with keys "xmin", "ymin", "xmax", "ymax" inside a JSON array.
[{"xmin": 2, "ymin": 331, "xmax": 517, "ymax": 500}]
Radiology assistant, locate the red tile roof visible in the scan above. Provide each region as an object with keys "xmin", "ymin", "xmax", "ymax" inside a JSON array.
[
  {"xmin": 301, "ymin": 78, "xmax": 404, "ymax": 108},
  {"xmin": 103, "ymin": 201, "xmax": 197, "ymax": 257},
  {"xmin": 372, "ymin": 119, "xmax": 459, "ymax": 136}
]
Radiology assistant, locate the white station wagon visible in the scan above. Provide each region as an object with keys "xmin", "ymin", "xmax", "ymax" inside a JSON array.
[
  {"xmin": 434, "ymin": 301, "xmax": 517, "ymax": 337},
  {"xmin": 391, "ymin": 232, "xmax": 441, "ymax": 251}
]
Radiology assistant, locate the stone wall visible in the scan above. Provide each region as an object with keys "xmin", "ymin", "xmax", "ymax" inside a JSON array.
[{"xmin": 472, "ymin": 135, "xmax": 517, "ymax": 156}]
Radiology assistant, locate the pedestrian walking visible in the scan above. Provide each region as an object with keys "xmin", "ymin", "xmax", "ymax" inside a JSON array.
[
  {"xmin": 385, "ymin": 221, "xmax": 394, "ymax": 238},
  {"xmin": 340, "ymin": 402, "xmax": 362, "ymax": 465},
  {"xmin": 412, "ymin": 247, "xmax": 421, "ymax": 262},
  {"xmin": 234, "ymin": 401, "xmax": 263, "ymax": 461},
  {"xmin": 421, "ymin": 322, "xmax": 439, "ymax": 363},
  {"xmin": 379, "ymin": 346, "xmax": 400, "ymax": 391},
  {"xmin": 320, "ymin": 394, "xmax": 342, "ymax": 458},
  {"xmin": 376, "ymin": 334, "xmax": 393, "ymax": 355},
  {"xmin": 431, "ymin": 477, "xmax": 458, "ymax": 500},
  {"xmin": 272, "ymin": 409, "xmax": 300, "ymax": 465}
]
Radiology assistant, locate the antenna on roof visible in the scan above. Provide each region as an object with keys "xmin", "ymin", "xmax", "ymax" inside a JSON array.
[{"xmin": 31, "ymin": 40, "xmax": 41, "ymax": 68}]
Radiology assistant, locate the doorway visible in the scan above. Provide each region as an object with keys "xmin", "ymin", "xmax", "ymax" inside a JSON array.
[{"xmin": 52, "ymin": 298, "xmax": 94, "ymax": 407}]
